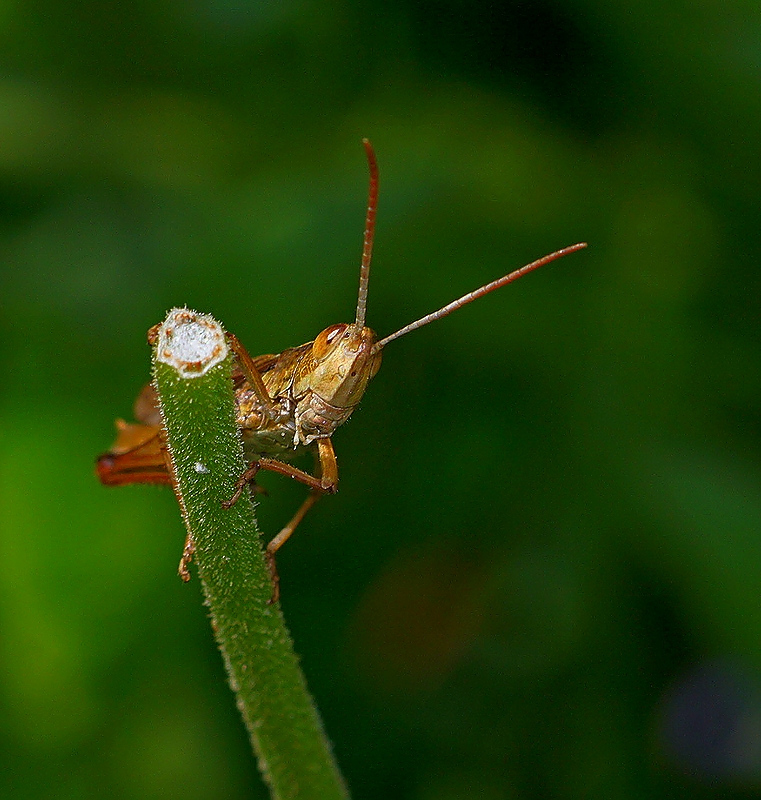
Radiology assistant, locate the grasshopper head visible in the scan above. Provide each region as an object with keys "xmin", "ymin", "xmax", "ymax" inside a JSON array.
[{"xmin": 305, "ymin": 322, "xmax": 382, "ymax": 408}]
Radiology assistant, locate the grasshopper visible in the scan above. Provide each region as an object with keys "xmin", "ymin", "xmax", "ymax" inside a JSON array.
[{"xmin": 97, "ymin": 140, "xmax": 586, "ymax": 600}]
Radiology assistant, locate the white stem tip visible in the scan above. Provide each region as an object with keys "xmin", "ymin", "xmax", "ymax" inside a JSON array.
[{"xmin": 154, "ymin": 308, "xmax": 229, "ymax": 378}]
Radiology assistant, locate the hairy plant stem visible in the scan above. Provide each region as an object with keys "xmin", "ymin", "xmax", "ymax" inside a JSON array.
[{"xmin": 152, "ymin": 308, "xmax": 348, "ymax": 800}]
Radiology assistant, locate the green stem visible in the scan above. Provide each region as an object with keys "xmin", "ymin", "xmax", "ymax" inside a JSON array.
[{"xmin": 152, "ymin": 308, "xmax": 348, "ymax": 800}]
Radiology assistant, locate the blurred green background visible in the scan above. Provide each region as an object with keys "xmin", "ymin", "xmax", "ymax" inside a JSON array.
[{"xmin": 2, "ymin": 1, "xmax": 761, "ymax": 798}]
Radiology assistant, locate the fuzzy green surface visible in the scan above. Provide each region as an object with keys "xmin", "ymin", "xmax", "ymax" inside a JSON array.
[{"xmin": 153, "ymin": 326, "xmax": 348, "ymax": 800}]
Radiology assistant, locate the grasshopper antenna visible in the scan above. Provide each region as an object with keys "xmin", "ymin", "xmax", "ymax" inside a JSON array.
[
  {"xmin": 373, "ymin": 242, "xmax": 588, "ymax": 353},
  {"xmin": 355, "ymin": 138, "xmax": 379, "ymax": 329}
]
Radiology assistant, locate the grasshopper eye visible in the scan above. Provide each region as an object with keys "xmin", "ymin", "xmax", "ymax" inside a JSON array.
[{"xmin": 313, "ymin": 324, "xmax": 348, "ymax": 359}]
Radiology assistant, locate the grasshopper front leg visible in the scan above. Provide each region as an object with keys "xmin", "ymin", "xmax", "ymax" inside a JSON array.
[
  {"xmin": 223, "ymin": 443, "xmax": 338, "ymax": 508},
  {"xmin": 264, "ymin": 439, "xmax": 338, "ymax": 602},
  {"xmin": 223, "ymin": 439, "xmax": 338, "ymax": 603}
]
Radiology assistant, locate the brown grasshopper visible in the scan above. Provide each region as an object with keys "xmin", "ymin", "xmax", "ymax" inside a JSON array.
[{"xmin": 97, "ymin": 140, "xmax": 586, "ymax": 600}]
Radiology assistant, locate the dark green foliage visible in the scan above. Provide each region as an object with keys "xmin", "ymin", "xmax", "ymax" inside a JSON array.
[{"xmin": 2, "ymin": 2, "xmax": 761, "ymax": 798}]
